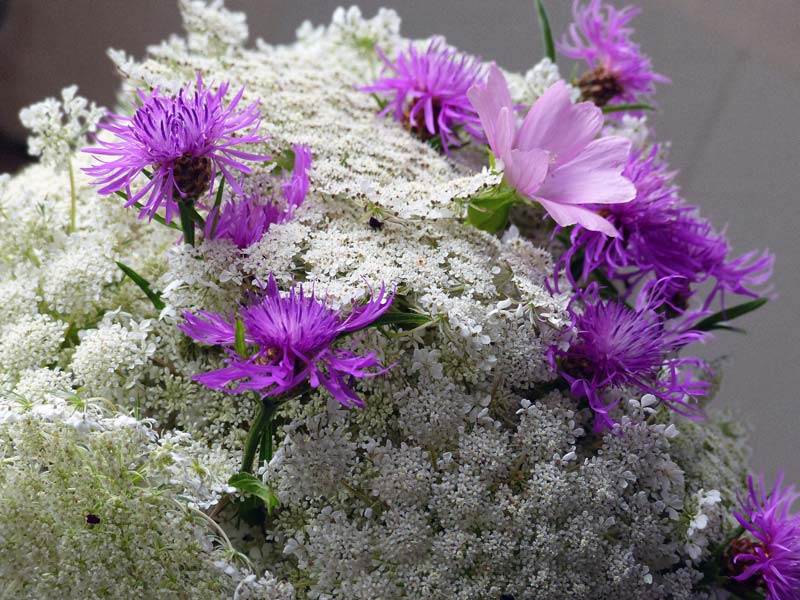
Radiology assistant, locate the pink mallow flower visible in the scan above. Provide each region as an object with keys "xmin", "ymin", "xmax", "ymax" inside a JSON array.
[{"xmin": 467, "ymin": 65, "xmax": 635, "ymax": 236}]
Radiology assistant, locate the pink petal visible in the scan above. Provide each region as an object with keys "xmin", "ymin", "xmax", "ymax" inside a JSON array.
[
  {"xmin": 467, "ymin": 64, "xmax": 515, "ymax": 157},
  {"xmin": 535, "ymin": 136, "xmax": 635, "ymax": 206},
  {"xmin": 504, "ymin": 148, "xmax": 550, "ymax": 196},
  {"xmin": 535, "ymin": 198, "xmax": 620, "ymax": 237},
  {"xmin": 515, "ymin": 81, "xmax": 603, "ymax": 166}
]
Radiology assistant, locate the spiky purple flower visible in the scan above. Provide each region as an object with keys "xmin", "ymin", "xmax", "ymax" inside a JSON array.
[
  {"xmin": 205, "ymin": 144, "xmax": 312, "ymax": 249},
  {"xmin": 361, "ymin": 38, "xmax": 485, "ymax": 154},
  {"xmin": 556, "ymin": 146, "xmax": 774, "ymax": 311},
  {"xmin": 728, "ymin": 473, "xmax": 800, "ymax": 599},
  {"xmin": 550, "ymin": 278, "xmax": 709, "ymax": 431},
  {"xmin": 558, "ymin": 0, "xmax": 669, "ymax": 106},
  {"xmin": 84, "ymin": 74, "xmax": 271, "ymax": 223},
  {"xmin": 180, "ymin": 274, "xmax": 394, "ymax": 408}
]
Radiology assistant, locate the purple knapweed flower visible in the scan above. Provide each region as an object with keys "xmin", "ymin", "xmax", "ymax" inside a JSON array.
[
  {"xmin": 467, "ymin": 65, "xmax": 635, "ymax": 236},
  {"xmin": 84, "ymin": 74, "xmax": 271, "ymax": 223},
  {"xmin": 549, "ymin": 278, "xmax": 709, "ymax": 431},
  {"xmin": 559, "ymin": 0, "xmax": 669, "ymax": 106},
  {"xmin": 205, "ymin": 144, "xmax": 312, "ymax": 249},
  {"xmin": 556, "ymin": 146, "xmax": 774, "ymax": 310},
  {"xmin": 727, "ymin": 473, "xmax": 800, "ymax": 599},
  {"xmin": 361, "ymin": 38, "xmax": 485, "ymax": 154},
  {"xmin": 179, "ymin": 274, "xmax": 394, "ymax": 408}
]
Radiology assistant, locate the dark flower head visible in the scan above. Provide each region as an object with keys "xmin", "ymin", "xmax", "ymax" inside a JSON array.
[
  {"xmin": 550, "ymin": 278, "xmax": 709, "ymax": 431},
  {"xmin": 205, "ymin": 144, "xmax": 312, "ymax": 249},
  {"xmin": 84, "ymin": 74, "xmax": 271, "ymax": 223},
  {"xmin": 180, "ymin": 274, "xmax": 394, "ymax": 408},
  {"xmin": 729, "ymin": 473, "xmax": 800, "ymax": 599},
  {"xmin": 559, "ymin": 0, "xmax": 669, "ymax": 105},
  {"xmin": 361, "ymin": 37, "xmax": 485, "ymax": 154},
  {"xmin": 557, "ymin": 146, "xmax": 774, "ymax": 311}
]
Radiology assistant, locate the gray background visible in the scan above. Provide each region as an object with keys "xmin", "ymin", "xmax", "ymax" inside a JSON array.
[{"xmin": 0, "ymin": 1, "xmax": 797, "ymax": 481}]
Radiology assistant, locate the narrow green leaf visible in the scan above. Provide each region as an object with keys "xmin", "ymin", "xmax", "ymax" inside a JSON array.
[
  {"xmin": 234, "ymin": 317, "xmax": 248, "ymax": 358},
  {"xmin": 113, "ymin": 190, "xmax": 181, "ymax": 231},
  {"xmin": 370, "ymin": 93, "xmax": 389, "ymax": 112},
  {"xmin": 694, "ymin": 297, "xmax": 768, "ymax": 332},
  {"xmin": 228, "ymin": 472, "xmax": 280, "ymax": 514},
  {"xmin": 373, "ymin": 308, "xmax": 434, "ymax": 330},
  {"xmin": 116, "ymin": 261, "xmax": 165, "ymax": 311},
  {"xmin": 602, "ymin": 103, "xmax": 655, "ymax": 114},
  {"xmin": 535, "ymin": 0, "xmax": 556, "ymax": 63},
  {"xmin": 209, "ymin": 177, "xmax": 225, "ymax": 238}
]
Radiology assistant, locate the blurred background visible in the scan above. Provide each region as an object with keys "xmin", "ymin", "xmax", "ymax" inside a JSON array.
[{"xmin": 0, "ymin": 1, "xmax": 797, "ymax": 481}]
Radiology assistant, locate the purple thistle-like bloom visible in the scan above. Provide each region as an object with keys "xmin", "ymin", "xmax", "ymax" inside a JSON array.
[
  {"xmin": 557, "ymin": 146, "xmax": 774, "ymax": 311},
  {"xmin": 205, "ymin": 144, "xmax": 312, "ymax": 249},
  {"xmin": 179, "ymin": 274, "xmax": 394, "ymax": 408},
  {"xmin": 559, "ymin": 0, "xmax": 669, "ymax": 106},
  {"xmin": 361, "ymin": 38, "xmax": 485, "ymax": 155},
  {"xmin": 550, "ymin": 278, "xmax": 709, "ymax": 431},
  {"xmin": 84, "ymin": 74, "xmax": 271, "ymax": 223},
  {"xmin": 729, "ymin": 473, "xmax": 800, "ymax": 599}
]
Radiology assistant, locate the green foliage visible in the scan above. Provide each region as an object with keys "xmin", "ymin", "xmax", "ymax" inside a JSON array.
[
  {"xmin": 116, "ymin": 261, "xmax": 165, "ymax": 311},
  {"xmin": 228, "ymin": 472, "xmax": 280, "ymax": 515},
  {"xmin": 535, "ymin": 0, "xmax": 556, "ymax": 63},
  {"xmin": 695, "ymin": 298, "xmax": 768, "ymax": 332}
]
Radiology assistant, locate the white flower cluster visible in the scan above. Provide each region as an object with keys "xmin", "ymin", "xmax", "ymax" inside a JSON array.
[
  {"xmin": 0, "ymin": 3, "xmax": 755, "ymax": 599},
  {"xmin": 19, "ymin": 85, "xmax": 105, "ymax": 170}
]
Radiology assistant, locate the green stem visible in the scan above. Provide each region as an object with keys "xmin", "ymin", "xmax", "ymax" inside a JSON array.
[
  {"xmin": 68, "ymin": 158, "xmax": 77, "ymax": 233},
  {"xmin": 240, "ymin": 399, "xmax": 278, "ymax": 474},
  {"xmin": 177, "ymin": 199, "xmax": 196, "ymax": 246},
  {"xmin": 258, "ymin": 412, "xmax": 273, "ymax": 464}
]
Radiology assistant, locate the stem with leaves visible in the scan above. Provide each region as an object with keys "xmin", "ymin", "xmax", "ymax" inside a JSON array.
[
  {"xmin": 178, "ymin": 199, "xmax": 197, "ymax": 246},
  {"xmin": 240, "ymin": 398, "xmax": 279, "ymax": 474}
]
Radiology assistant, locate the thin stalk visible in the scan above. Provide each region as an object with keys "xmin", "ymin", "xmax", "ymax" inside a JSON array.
[
  {"xmin": 68, "ymin": 158, "xmax": 77, "ymax": 233},
  {"xmin": 258, "ymin": 401, "xmax": 278, "ymax": 463},
  {"xmin": 240, "ymin": 399, "xmax": 278, "ymax": 474},
  {"xmin": 177, "ymin": 199, "xmax": 196, "ymax": 246}
]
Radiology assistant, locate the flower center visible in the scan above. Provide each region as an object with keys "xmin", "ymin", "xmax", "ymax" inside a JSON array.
[
  {"xmin": 404, "ymin": 98, "xmax": 442, "ymax": 142},
  {"xmin": 577, "ymin": 67, "xmax": 624, "ymax": 107},
  {"xmin": 255, "ymin": 347, "xmax": 282, "ymax": 365},
  {"xmin": 172, "ymin": 153, "xmax": 212, "ymax": 202},
  {"xmin": 723, "ymin": 537, "xmax": 766, "ymax": 592}
]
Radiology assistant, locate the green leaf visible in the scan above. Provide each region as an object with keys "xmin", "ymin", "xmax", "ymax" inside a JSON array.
[
  {"xmin": 694, "ymin": 297, "xmax": 768, "ymax": 332},
  {"xmin": 271, "ymin": 148, "xmax": 297, "ymax": 174},
  {"xmin": 467, "ymin": 194, "xmax": 518, "ymax": 233},
  {"xmin": 370, "ymin": 93, "xmax": 389, "ymax": 112},
  {"xmin": 113, "ymin": 190, "xmax": 181, "ymax": 231},
  {"xmin": 116, "ymin": 261, "xmax": 165, "ymax": 311},
  {"xmin": 234, "ymin": 317, "xmax": 248, "ymax": 358},
  {"xmin": 228, "ymin": 472, "xmax": 280, "ymax": 514},
  {"xmin": 535, "ymin": 0, "xmax": 556, "ymax": 63},
  {"xmin": 602, "ymin": 103, "xmax": 655, "ymax": 114},
  {"xmin": 208, "ymin": 177, "xmax": 225, "ymax": 238},
  {"xmin": 373, "ymin": 308, "xmax": 434, "ymax": 330}
]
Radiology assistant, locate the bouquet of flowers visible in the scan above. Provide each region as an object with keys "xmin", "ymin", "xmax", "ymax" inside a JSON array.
[{"xmin": 1, "ymin": 1, "xmax": 794, "ymax": 598}]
